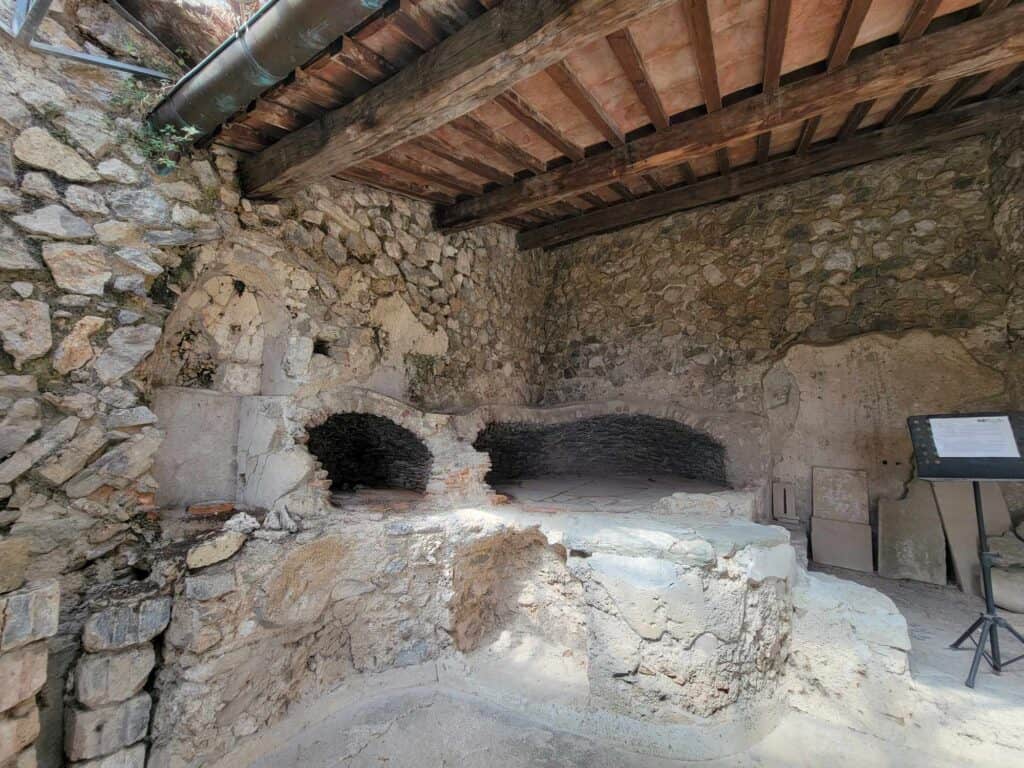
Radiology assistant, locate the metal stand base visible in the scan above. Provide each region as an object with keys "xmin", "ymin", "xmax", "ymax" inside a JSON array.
[
  {"xmin": 948, "ymin": 480, "xmax": 1024, "ymax": 688},
  {"xmin": 951, "ymin": 612, "xmax": 1024, "ymax": 688}
]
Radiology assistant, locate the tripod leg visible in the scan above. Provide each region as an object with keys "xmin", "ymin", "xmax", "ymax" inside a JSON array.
[
  {"xmin": 1002, "ymin": 619, "xmax": 1024, "ymax": 646},
  {"xmin": 966, "ymin": 618, "xmax": 991, "ymax": 688},
  {"xmin": 989, "ymin": 620, "xmax": 1002, "ymax": 672},
  {"xmin": 951, "ymin": 615, "xmax": 985, "ymax": 649}
]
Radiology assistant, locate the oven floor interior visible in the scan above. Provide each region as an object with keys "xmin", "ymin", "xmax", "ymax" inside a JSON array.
[{"xmin": 489, "ymin": 474, "xmax": 726, "ymax": 513}]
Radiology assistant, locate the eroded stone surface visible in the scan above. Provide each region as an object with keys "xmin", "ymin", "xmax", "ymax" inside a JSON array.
[
  {"xmin": 13, "ymin": 127, "xmax": 99, "ymax": 182},
  {"xmin": 75, "ymin": 645, "xmax": 155, "ymax": 709},
  {"xmin": 82, "ymin": 598, "xmax": 171, "ymax": 652},
  {"xmin": 0, "ymin": 301, "xmax": 51, "ymax": 369},
  {"xmin": 65, "ymin": 693, "xmax": 151, "ymax": 761},
  {"xmin": 42, "ymin": 244, "xmax": 111, "ymax": 296}
]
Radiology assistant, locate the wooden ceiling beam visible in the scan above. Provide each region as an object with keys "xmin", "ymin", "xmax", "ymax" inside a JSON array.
[
  {"xmin": 391, "ymin": 0, "xmax": 446, "ymax": 50},
  {"xmin": 900, "ymin": 0, "xmax": 941, "ymax": 42},
  {"xmin": 385, "ymin": 150, "xmax": 485, "ymax": 195},
  {"xmin": 606, "ymin": 28, "xmax": 669, "ymax": 130},
  {"xmin": 241, "ymin": 0, "xmax": 679, "ymax": 196},
  {"xmin": 436, "ymin": 5, "xmax": 1024, "ymax": 230},
  {"xmin": 495, "ymin": 90, "xmax": 586, "ymax": 161},
  {"xmin": 828, "ymin": 0, "xmax": 874, "ymax": 72},
  {"xmin": 331, "ymin": 35, "xmax": 399, "ymax": 83},
  {"xmin": 681, "ymin": 0, "xmax": 730, "ymax": 175},
  {"xmin": 990, "ymin": 62, "xmax": 1024, "ymax": 95},
  {"xmin": 547, "ymin": 60, "xmax": 625, "ymax": 146},
  {"xmin": 517, "ymin": 95, "xmax": 1022, "ymax": 250},
  {"xmin": 836, "ymin": 98, "xmax": 874, "ymax": 140},
  {"xmin": 754, "ymin": 0, "xmax": 791, "ymax": 162},
  {"xmin": 930, "ymin": 1, "xmax": 1013, "ymax": 113}
]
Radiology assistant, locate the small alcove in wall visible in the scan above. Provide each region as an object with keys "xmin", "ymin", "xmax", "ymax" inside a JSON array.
[
  {"xmin": 473, "ymin": 415, "xmax": 727, "ymax": 505},
  {"xmin": 307, "ymin": 413, "xmax": 433, "ymax": 493}
]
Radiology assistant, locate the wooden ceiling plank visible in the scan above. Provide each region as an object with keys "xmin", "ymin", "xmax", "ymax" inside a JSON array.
[
  {"xmin": 416, "ymin": 134, "xmax": 515, "ymax": 185},
  {"xmin": 547, "ymin": 60, "xmax": 625, "ymax": 146},
  {"xmin": 495, "ymin": 90, "xmax": 586, "ymax": 161},
  {"xmin": 436, "ymin": 5, "xmax": 1024, "ymax": 229},
  {"xmin": 450, "ymin": 114, "xmax": 547, "ymax": 174},
  {"xmin": 931, "ymin": 1, "xmax": 1013, "ymax": 113},
  {"xmin": 517, "ymin": 95, "xmax": 1023, "ymax": 249},
  {"xmin": 242, "ymin": 0, "xmax": 680, "ymax": 196},
  {"xmin": 606, "ymin": 28, "xmax": 670, "ymax": 130}
]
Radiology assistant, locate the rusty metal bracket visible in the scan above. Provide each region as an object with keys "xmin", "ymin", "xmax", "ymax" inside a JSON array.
[{"xmin": 1, "ymin": 0, "xmax": 171, "ymax": 80}]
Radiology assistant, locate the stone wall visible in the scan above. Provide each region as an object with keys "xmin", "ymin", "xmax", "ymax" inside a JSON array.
[{"xmin": 540, "ymin": 128, "xmax": 1024, "ymax": 517}]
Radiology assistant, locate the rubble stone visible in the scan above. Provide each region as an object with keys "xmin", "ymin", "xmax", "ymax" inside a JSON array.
[
  {"xmin": 12, "ymin": 205, "xmax": 94, "ymax": 240},
  {"xmin": 75, "ymin": 645, "xmax": 155, "ymax": 709},
  {"xmin": 185, "ymin": 531, "xmax": 247, "ymax": 569},
  {"xmin": 42, "ymin": 244, "xmax": 111, "ymax": 296},
  {"xmin": 0, "ymin": 538, "xmax": 30, "ymax": 594},
  {"xmin": 0, "ymin": 580, "xmax": 60, "ymax": 651},
  {"xmin": 64, "ymin": 693, "xmax": 151, "ymax": 761},
  {"xmin": 12, "ymin": 127, "xmax": 99, "ymax": 182},
  {"xmin": 0, "ymin": 300, "xmax": 51, "ymax": 369},
  {"xmin": 0, "ymin": 642, "xmax": 48, "ymax": 713},
  {"xmin": 82, "ymin": 598, "xmax": 171, "ymax": 652},
  {"xmin": 52, "ymin": 315, "xmax": 106, "ymax": 374},
  {"xmin": 93, "ymin": 325, "xmax": 162, "ymax": 383}
]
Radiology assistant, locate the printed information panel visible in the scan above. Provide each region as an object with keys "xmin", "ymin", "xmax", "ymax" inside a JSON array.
[{"xmin": 908, "ymin": 413, "xmax": 1024, "ymax": 481}]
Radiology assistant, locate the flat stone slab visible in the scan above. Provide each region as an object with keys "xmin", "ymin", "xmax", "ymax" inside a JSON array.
[
  {"xmin": 933, "ymin": 482, "xmax": 1011, "ymax": 596},
  {"xmin": 812, "ymin": 467, "xmax": 868, "ymax": 524},
  {"xmin": 811, "ymin": 518, "xmax": 873, "ymax": 572},
  {"xmin": 878, "ymin": 479, "xmax": 946, "ymax": 585}
]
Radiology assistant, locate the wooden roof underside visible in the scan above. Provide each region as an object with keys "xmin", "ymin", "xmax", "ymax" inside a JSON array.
[{"xmin": 213, "ymin": 0, "xmax": 1024, "ymax": 248}]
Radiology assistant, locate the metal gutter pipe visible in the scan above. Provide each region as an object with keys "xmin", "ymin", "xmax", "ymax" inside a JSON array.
[{"xmin": 149, "ymin": 0, "xmax": 386, "ymax": 140}]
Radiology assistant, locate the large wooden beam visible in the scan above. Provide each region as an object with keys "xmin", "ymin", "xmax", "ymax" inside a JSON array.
[
  {"xmin": 438, "ymin": 5, "xmax": 1024, "ymax": 230},
  {"xmin": 755, "ymin": 0, "xmax": 791, "ymax": 162},
  {"xmin": 240, "ymin": 0, "xmax": 678, "ymax": 196},
  {"xmin": 516, "ymin": 95, "xmax": 1021, "ymax": 249},
  {"xmin": 681, "ymin": 0, "xmax": 730, "ymax": 175}
]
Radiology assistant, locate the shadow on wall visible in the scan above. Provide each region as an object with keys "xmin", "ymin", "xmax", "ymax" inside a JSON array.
[
  {"xmin": 473, "ymin": 415, "xmax": 727, "ymax": 486},
  {"xmin": 307, "ymin": 413, "xmax": 433, "ymax": 492}
]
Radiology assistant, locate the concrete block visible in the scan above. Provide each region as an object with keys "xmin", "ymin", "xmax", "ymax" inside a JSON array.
[
  {"xmin": 75, "ymin": 645, "xmax": 155, "ymax": 709},
  {"xmin": 0, "ymin": 580, "xmax": 60, "ymax": 652},
  {"xmin": 933, "ymin": 481, "xmax": 1012, "ymax": 596},
  {"xmin": 812, "ymin": 467, "xmax": 868, "ymax": 524},
  {"xmin": 64, "ymin": 693, "xmax": 150, "ymax": 761},
  {"xmin": 811, "ymin": 518, "xmax": 873, "ymax": 572},
  {"xmin": 0, "ymin": 642, "xmax": 48, "ymax": 713},
  {"xmin": 878, "ymin": 479, "xmax": 946, "ymax": 585},
  {"xmin": 82, "ymin": 598, "xmax": 170, "ymax": 652}
]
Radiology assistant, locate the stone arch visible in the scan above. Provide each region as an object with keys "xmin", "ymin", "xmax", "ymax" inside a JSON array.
[
  {"xmin": 143, "ymin": 264, "xmax": 290, "ymax": 395},
  {"xmin": 306, "ymin": 412, "xmax": 432, "ymax": 492}
]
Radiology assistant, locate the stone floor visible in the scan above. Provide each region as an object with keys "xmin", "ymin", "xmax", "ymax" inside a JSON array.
[{"xmin": 490, "ymin": 474, "xmax": 726, "ymax": 513}]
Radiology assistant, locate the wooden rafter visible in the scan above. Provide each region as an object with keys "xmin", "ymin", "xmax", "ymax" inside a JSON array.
[
  {"xmin": 241, "ymin": 0, "xmax": 679, "ymax": 196},
  {"xmin": 547, "ymin": 60, "xmax": 625, "ymax": 146},
  {"xmin": 495, "ymin": 90, "xmax": 585, "ymax": 160},
  {"xmin": 900, "ymin": 0, "xmax": 941, "ymax": 42},
  {"xmin": 517, "ymin": 96, "xmax": 1022, "ymax": 249},
  {"xmin": 436, "ymin": 5, "xmax": 1024, "ymax": 230},
  {"xmin": 606, "ymin": 28, "xmax": 668, "ymax": 129},
  {"xmin": 449, "ymin": 114, "xmax": 547, "ymax": 174},
  {"xmin": 681, "ymin": 0, "xmax": 730, "ymax": 175},
  {"xmin": 415, "ymin": 135, "xmax": 514, "ymax": 185},
  {"xmin": 755, "ymin": 0, "xmax": 791, "ymax": 163}
]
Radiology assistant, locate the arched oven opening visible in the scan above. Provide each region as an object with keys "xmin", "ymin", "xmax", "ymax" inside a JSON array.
[{"xmin": 307, "ymin": 413, "xmax": 432, "ymax": 493}]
